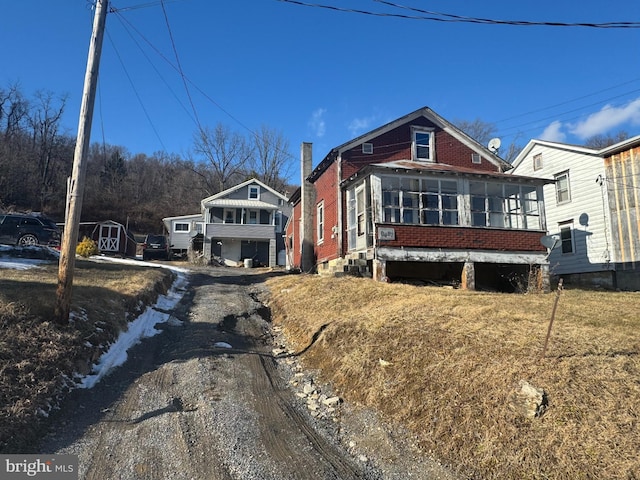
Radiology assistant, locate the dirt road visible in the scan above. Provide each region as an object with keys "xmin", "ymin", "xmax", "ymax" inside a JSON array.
[{"xmin": 37, "ymin": 267, "xmax": 371, "ymax": 479}]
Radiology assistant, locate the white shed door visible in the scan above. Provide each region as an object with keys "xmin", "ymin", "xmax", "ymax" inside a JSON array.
[{"xmin": 98, "ymin": 225, "xmax": 120, "ymax": 252}]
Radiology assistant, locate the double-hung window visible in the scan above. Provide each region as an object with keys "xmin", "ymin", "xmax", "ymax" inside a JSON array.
[
  {"xmin": 248, "ymin": 185, "xmax": 260, "ymax": 200},
  {"xmin": 316, "ymin": 201, "xmax": 324, "ymax": 244},
  {"xmin": 555, "ymin": 171, "xmax": 571, "ymax": 204},
  {"xmin": 412, "ymin": 127, "xmax": 434, "ymax": 162}
]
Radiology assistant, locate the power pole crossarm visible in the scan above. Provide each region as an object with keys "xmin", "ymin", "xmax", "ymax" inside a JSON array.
[{"xmin": 54, "ymin": 0, "xmax": 109, "ymax": 324}]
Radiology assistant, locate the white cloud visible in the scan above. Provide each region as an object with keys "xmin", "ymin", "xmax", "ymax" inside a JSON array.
[
  {"xmin": 347, "ymin": 116, "xmax": 376, "ymax": 137},
  {"xmin": 570, "ymin": 97, "xmax": 640, "ymax": 139},
  {"xmin": 308, "ymin": 108, "xmax": 327, "ymax": 138},
  {"xmin": 539, "ymin": 120, "xmax": 567, "ymax": 142}
]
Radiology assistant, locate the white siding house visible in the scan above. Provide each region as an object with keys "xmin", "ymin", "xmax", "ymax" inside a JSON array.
[
  {"xmin": 162, "ymin": 214, "xmax": 204, "ymax": 258},
  {"xmin": 510, "ymin": 137, "xmax": 640, "ymax": 289},
  {"xmin": 199, "ymin": 178, "xmax": 291, "ymax": 267}
]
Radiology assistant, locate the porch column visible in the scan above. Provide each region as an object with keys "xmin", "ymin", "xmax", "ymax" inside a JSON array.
[
  {"xmin": 203, "ymin": 236, "xmax": 212, "ymax": 263},
  {"xmin": 373, "ymin": 258, "xmax": 387, "ymax": 282},
  {"xmin": 269, "ymin": 238, "xmax": 276, "ymax": 267},
  {"xmin": 461, "ymin": 261, "xmax": 475, "ymax": 290}
]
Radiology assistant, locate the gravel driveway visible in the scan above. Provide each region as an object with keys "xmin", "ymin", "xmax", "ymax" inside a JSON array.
[{"xmin": 37, "ymin": 266, "xmax": 457, "ymax": 480}]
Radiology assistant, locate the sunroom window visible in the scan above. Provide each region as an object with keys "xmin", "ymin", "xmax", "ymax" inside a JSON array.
[
  {"xmin": 470, "ymin": 181, "xmax": 541, "ymax": 230},
  {"xmin": 381, "ymin": 176, "xmax": 459, "ymax": 226}
]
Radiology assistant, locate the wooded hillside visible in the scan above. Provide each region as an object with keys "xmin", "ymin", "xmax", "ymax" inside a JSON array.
[{"xmin": 0, "ymin": 84, "xmax": 295, "ymax": 234}]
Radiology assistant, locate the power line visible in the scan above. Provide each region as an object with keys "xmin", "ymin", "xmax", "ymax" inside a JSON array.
[
  {"xmin": 277, "ymin": 0, "xmax": 640, "ymax": 29},
  {"xmin": 105, "ymin": 29, "xmax": 168, "ymax": 152}
]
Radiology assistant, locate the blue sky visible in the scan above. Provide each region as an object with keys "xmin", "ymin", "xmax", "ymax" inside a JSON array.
[{"xmin": 2, "ymin": 0, "xmax": 640, "ymax": 183}]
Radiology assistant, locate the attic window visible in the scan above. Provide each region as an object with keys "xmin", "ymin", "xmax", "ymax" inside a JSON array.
[
  {"xmin": 471, "ymin": 153, "xmax": 481, "ymax": 164},
  {"xmin": 248, "ymin": 185, "xmax": 260, "ymax": 200},
  {"xmin": 412, "ymin": 127, "xmax": 435, "ymax": 162},
  {"xmin": 533, "ymin": 154, "xmax": 542, "ymax": 171},
  {"xmin": 362, "ymin": 143, "xmax": 373, "ymax": 154}
]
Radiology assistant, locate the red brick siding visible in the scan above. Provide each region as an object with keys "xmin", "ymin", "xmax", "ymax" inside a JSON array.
[
  {"xmin": 377, "ymin": 224, "xmax": 546, "ymax": 252},
  {"xmin": 340, "ymin": 119, "xmax": 499, "ymax": 180},
  {"xmin": 313, "ymin": 161, "xmax": 341, "ymax": 262}
]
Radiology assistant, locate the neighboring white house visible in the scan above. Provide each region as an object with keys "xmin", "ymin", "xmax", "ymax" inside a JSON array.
[
  {"xmin": 510, "ymin": 136, "xmax": 640, "ymax": 290},
  {"xmin": 162, "ymin": 213, "xmax": 204, "ymax": 259}
]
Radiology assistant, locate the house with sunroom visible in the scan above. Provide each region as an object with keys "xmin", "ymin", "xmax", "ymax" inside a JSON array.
[
  {"xmin": 510, "ymin": 135, "xmax": 640, "ymax": 290},
  {"xmin": 285, "ymin": 106, "xmax": 553, "ymax": 291}
]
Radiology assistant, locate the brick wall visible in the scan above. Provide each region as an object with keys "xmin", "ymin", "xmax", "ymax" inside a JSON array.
[
  {"xmin": 313, "ymin": 161, "xmax": 341, "ymax": 263},
  {"xmin": 340, "ymin": 119, "xmax": 500, "ymax": 179},
  {"xmin": 377, "ymin": 224, "xmax": 546, "ymax": 252}
]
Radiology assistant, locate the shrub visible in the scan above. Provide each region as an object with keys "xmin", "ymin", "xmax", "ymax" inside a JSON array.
[{"xmin": 76, "ymin": 237, "xmax": 99, "ymax": 257}]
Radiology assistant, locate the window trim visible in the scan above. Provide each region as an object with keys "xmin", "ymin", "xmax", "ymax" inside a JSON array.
[
  {"xmin": 555, "ymin": 171, "xmax": 571, "ymax": 205},
  {"xmin": 411, "ymin": 126, "xmax": 435, "ymax": 162},
  {"xmin": 174, "ymin": 222, "xmax": 190, "ymax": 233},
  {"xmin": 316, "ymin": 201, "xmax": 325, "ymax": 244},
  {"xmin": 248, "ymin": 185, "xmax": 260, "ymax": 200},
  {"xmin": 559, "ymin": 221, "xmax": 575, "ymax": 255},
  {"xmin": 533, "ymin": 153, "xmax": 542, "ymax": 171}
]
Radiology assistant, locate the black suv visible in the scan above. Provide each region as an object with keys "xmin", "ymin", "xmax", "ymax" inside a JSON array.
[
  {"xmin": 142, "ymin": 234, "xmax": 170, "ymax": 260},
  {"xmin": 0, "ymin": 213, "xmax": 61, "ymax": 247}
]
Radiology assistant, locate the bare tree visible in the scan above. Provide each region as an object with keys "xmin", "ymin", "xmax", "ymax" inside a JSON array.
[
  {"xmin": 584, "ymin": 131, "xmax": 630, "ymax": 149},
  {"xmin": 454, "ymin": 118, "xmax": 523, "ymax": 163},
  {"xmin": 248, "ymin": 125, "xmax": 292, "ymax": 193},
  {"xmin": 27, "ymin": 90, "xmax": 68, "ymax": 211},
  {"xmin": 192, "ymin": 124, "xmax": 253, "ymax": 194}
]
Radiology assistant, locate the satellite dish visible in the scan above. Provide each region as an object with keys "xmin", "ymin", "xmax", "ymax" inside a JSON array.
[
  {"xmin": 540, "ymin": 235, "xmax": 560, "ymax": 250},
  {"xmin": 488, "ymin": 137, "xmax": 501, "ymax": 152}
]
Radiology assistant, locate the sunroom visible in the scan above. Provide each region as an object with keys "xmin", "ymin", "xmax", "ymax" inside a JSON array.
[{"xmin": 342, "ymin": 161, "xmax": 551, "ymax": 290}]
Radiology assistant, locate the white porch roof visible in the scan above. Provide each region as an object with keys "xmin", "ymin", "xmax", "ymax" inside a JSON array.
[{"xmin": 203, "ymin": 199, "xmax": 279, "ymax": 210}]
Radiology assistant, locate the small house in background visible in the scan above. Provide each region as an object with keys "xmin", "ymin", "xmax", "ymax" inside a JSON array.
[
  {"xmin": 163, "ymin": 213, "xmax": 204, "ymax": 259},
  {"xmin": 511, "ymin": 135, "xmax": 640, "ymax": 290},
  {"xmin": 286, "ymin": 106, "xmax": 552, "ymax": 292},
  {"xmin": 201, "ymin": 178, "xmax": 291, "ymax": 267}
]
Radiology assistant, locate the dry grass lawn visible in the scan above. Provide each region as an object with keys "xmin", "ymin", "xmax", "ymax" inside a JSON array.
[
  {"xmin": 266, "ymin": 274, "xmax": 640, "ymax": 480},
  {"xmin": 0, "ymin": 259, "xmax": 173, "ymax": 452}
]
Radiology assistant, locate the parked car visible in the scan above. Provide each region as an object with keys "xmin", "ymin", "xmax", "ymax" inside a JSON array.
[
  {"xmin": 142, "ymin": 234, "xmax": 170, "ymax": 260},
  {"xmin": 0, "ymin": 212, "xmax": 61, "ymax": 247}
]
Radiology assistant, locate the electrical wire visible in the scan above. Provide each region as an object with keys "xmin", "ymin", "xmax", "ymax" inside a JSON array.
[
  {"xmin": 106, "ymin": 28, "xmax": 168, "ymax": 152},
  {"xmin": 277, "ymin": 0, "xmax": 640, "ymax": 29}
]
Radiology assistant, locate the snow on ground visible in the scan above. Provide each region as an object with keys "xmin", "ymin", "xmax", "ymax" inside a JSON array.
[{"xmin": 0, "ymin": 249, "xmax": 190, "ymax": 389}]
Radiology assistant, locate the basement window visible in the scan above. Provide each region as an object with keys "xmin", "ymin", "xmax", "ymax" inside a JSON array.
[{"xmin": 559, "ymin": 221, "xmax": 574, "ymax": 254}]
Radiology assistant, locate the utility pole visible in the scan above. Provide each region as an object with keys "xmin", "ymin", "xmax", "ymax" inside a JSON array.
[{"xmin": 54, "ymin": 0, "xmax": 109, "ymax": 325}]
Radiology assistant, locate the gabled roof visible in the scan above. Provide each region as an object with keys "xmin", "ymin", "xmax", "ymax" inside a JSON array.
[
  {"xmin": 200, "ymin": 178, "xmax": 289, "ymax": 207},
  {"xmin": 511, "ymin": 139, "xmax": 599, "ymax": 169},
  {"xmin": 309, "ymin": 106, "xmax": 511, "ymax": 182}
]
